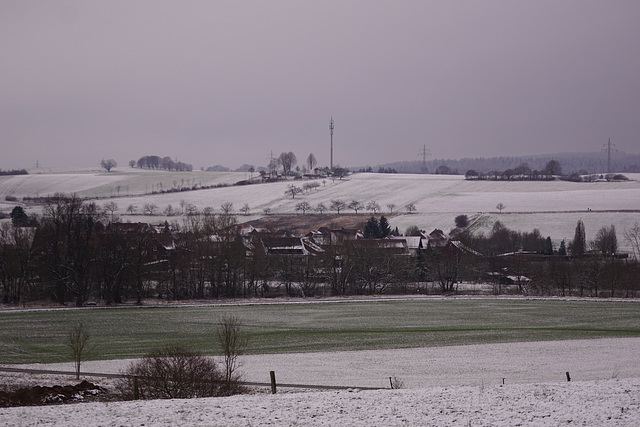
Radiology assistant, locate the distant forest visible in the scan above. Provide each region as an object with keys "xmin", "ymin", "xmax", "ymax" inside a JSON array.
[
  {"xmin": 0, "ymin": 169, "xmax": 28, "ymax": 176},
  {"xmin": 370, "ymin": 152, "xmax": 640, "ymax": 175},
  {"xmin": 134, "ymin": 155, "xmax": 193, "ymax": 172}
]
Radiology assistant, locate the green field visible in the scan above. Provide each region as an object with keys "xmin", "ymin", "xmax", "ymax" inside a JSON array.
[{"xmin": 1, "ymin": 299, "xmax": 639, "ymax": 365}]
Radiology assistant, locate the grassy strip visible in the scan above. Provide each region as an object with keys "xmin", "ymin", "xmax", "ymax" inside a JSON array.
[{"xmin": 0, "ymin": 299, "xmax": 638, "ymax": 364}]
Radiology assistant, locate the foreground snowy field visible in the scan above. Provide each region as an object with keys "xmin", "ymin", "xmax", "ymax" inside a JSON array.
[
  {"xmin": 2, "ymin": 378, "xmax": 639, "ymax": 426},
  {"xmin": 3, "ymin": 338, "xmax": 640, "ymax": 425}
]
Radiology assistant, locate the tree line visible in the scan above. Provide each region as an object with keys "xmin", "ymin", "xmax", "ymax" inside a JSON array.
[
  {"xmin": 1, "ymin": 195, "xmax": 639, "ymax": 306},
  {"xmin": 132, "ymin": 155, "xmax": 193, "ymax": 171},
  {"xmin": 0, "ymin": 169, "xmax": 28, "ymax": 176},
  {"xmin": 376, "ymin": 151, "xmax": 640, "ymax": 175},
  {"xmin": 464, "ymin": 160, "xmax": 562, "ymax": 181}
]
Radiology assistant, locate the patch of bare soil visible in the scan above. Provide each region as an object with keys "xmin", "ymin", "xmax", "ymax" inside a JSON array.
[
  {"xmin": 0, "ymin": 381, "xmax": 108, "ymax": 407},
  {"xmin": 245, "ymin": 213, "xmax": 398, "ymax": 234}
]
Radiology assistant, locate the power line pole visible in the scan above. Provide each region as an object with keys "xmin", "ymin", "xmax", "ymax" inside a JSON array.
[
  {"xmin": 418, "ymin": 145, "xmax": 431, "ymax": 173},
  {"xmin": 266, "ymin": 150, "xmax": 276, "ymax": 178},
  {"xmin": 601, "ymin": 138, "xmax": 617, "ymax": 174},
  {"xmin": 329, "ymin": 117, "xmax": 334, "ymax": 171}
]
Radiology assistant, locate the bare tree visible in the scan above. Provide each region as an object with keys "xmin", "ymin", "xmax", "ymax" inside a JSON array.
[
  {"xmin": 143, "ymin": 203, "xmax": 158, "ymax": 215},
  {"xmin": 240, "ymin": 203, "xmax": 251, "ymax": 215},
  {"xmin": 268, "ymin": 157, "xmax": 281, "ymax": 178},
  {"xmin": 306, "ymin": 153, "xmax": 317, "ymax": 171},
  {"xmin": 221, "ymin": 202, "xmax": 234, "ymax": 214},
  {"xmin": 216, "ymin": 315, "xmax": 248, "ymax": 385},
  {"xmin": 386, "ymin": 203, "xmax": 396, "ymax": 213},
  {"xmin": 41, "ymin": 195, "xmax": 103, "ymax": 306},
  {"xmin": 303, "ymin": 181, "xmax": 320, "ymax": 193},
  {"xmin": 100, "ymin": 159, "xmax": 117, "ymax": 172},
  {"xmin": 405, "ymin": 203, "xmax": 417, "ymax": 214},
  {"xmin": 330, "ymin": 199, "xmax": 346, "ymax": 214},
  {"xmin": 67, "ymin": 322, "xmax": 91, "ymax": 380},
  {"xmin": 127, "ymin": 204, "xmax": 137, "ymax": 214},
  {"xmin": 624, "ymin": 222, "xmax": 640, "ymax": 259},
  {"xmin": 315, "ymin": 202, "xmax": 327, "ymax": 215},
  {"xmin": 295, "ymin": 201, "xmax": 311, "ymax": 214},
  {"xmin": 348, "ymin": 200, "xmax": 363, "ymax": 214},
  {"xmin": 496, "ymin": 202, "xmax": 506, "ymax": 214},
  {"xmin": 285, "ymin": 185, "xmax": 303, "ymax": 199},
  {"xmin": 367, "ymin": 201, "xmax": 381, "ymax": 213},
  {"xmin": 279, "ymin": 152, "xmax": 297, "ymax": 175},
  {"xmin": 103, "ymin": 201, "xmax": 118, "ymax": 219},
  {"xmin": 593, "ymin": 225, "xmax": 617, "ymax": 256}
]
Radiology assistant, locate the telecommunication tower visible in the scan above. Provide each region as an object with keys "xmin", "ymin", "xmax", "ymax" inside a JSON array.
[{"xmin": 330, "ymin": 117, "xmax": 334, "ymax": 171}]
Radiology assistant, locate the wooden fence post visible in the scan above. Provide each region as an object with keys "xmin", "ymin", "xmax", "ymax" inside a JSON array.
[
  {"xmin": 133, "ymin": 376, "xmax": 139, "ymax": 400},
  {"xmin": 566, "ymin": 372, "xmax": 571, "ymax": 382},
  {"xmin": 270, "ymin": 371, "xmax": 277, "ymax": 394}
]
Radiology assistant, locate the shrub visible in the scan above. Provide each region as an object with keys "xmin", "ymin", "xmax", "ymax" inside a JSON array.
[
  {"xmin": 455, "ymin": 215, "xmax": 469, "ymax": 228},
  {"xmin": 117, "ymin": 346, "xmax": 225, "ymax": 400},
  {"xmin": 405, "ymin": 225, "xmax": 421, "ymax": 236}
]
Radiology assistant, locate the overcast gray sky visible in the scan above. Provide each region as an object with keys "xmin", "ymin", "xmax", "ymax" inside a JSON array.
[{"xmin": 1, "ymin": 1, "xmax": 639, "ymax": 170}]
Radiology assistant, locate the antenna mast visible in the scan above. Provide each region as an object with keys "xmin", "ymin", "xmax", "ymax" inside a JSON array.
[{"xmin": 330, "ymin": 117, "xmax": 334, "ymax": 171}]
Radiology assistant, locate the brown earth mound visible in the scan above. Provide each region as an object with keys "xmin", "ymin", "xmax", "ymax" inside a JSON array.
[
  {"xmin": 0, "ymin": 380, "xmax": 106, "ymax": 407},
  {"xmin": 245, "ymin": 213, "xmax": 397, "ymax": 235}
]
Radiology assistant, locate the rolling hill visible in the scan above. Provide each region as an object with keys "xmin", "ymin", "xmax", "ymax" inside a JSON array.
[{"xmin": 1, "ymin": 168, "xmax": 639, "ymax": 252}]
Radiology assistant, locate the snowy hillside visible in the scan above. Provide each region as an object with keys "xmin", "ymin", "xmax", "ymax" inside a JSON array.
[{"xmin": 1, "ymin": 169, "xmax": 639, "ymax": 251}]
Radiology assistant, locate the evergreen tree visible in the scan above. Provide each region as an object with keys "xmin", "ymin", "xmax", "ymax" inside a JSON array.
[
  {"xmin": 558, "ymin": 240, "xmax": 567, "ymax": 256},
  {"xmin": 10, "ymin": 206, "xmax": 28, "ymax": 227},
  {"xmin": 571, "ymin": 220, "xmax": 586, "ymax": 257},
  {"xmin": 363, "ymin": 216, "xmax": 380, "ymax": 238},
  {"xmin": 544, "ymin": 236, "xmax": 554, "ymax": 255},
  {"xmin": 379, "ymin": 216, "xmax": 391, "ymax": 238}
]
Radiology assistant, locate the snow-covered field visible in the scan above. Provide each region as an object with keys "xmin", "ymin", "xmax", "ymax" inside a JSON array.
[
  {"xmin": 1, "ymin": 378, "xmax": 638, "ymax": 426},
  {"xmin": 0, "ymin": 168, "xmax": 244, "ymax": 199},
  {"xmin": 3, "ymin": 338, "xmax": 640, "ymax": 425},
  {"xmin": 2, "ymin": 169, "xmax": 639, "ymax": 252}
]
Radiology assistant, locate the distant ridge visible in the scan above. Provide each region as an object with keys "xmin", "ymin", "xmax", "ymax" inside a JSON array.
[{"xmin": 360, "ymin": 151, "xmax": 640, "ymax": 175}]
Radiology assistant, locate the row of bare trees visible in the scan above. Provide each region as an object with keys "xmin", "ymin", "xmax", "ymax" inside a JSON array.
[{"xmin": 2, "ymin": 195, "xmax": 640, "ymax": 305}]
